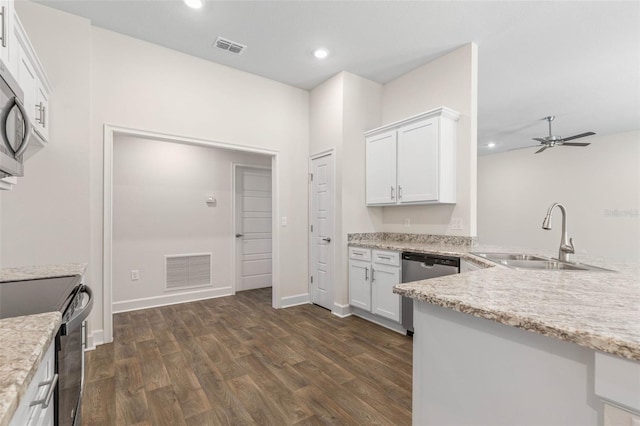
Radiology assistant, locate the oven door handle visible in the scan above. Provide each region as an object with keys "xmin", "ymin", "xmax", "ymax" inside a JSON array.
[{"xmin": 61, "ymin": 285, "xmax": 94, "ymax": 336}]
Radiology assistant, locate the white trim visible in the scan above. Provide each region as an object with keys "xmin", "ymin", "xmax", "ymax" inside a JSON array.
[
  {"xmin": 332, "ymin": 302, "xmax": 352, "ymax": 318},
  {"xmin": 85, "ymin": 329, "xmax": 104, "ymax": 351},
  {"xmin": 103, "ymin": 124, "xmax": 281, "ymax": 343},
  {"xmin": 281, "ymin": 293, "xmax": 310, "ymax": 308},
  {"xmin": 113, "ymin": 287, "xmax": 233, "ymax": 314},
  {"xmin": 308, "ymin": 149, "xmax": 336, "ymax": 310}
]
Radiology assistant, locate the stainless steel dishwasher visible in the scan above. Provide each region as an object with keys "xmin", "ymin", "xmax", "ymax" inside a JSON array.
[{"xmin": 401, "ymin": 252, "xmax": 460, "ymax": 334}]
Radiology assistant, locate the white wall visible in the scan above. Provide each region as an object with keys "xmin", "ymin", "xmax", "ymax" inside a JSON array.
[
  {"xmin": 478, "ymin": 131, "xmax": 640, "ymax": 262},
  {"xmin": 381, "ymin": 43, "xmax": 478, "ymax": 237},
  {"xmin": 7, "ymin": 2, "xmax": 310, "ymax": 341},
  {"xmin": 112, "ymin": 135, "xmax": 270, "ymax": 310},
  {"xmin": 1, "ymin": 4, "xmax": 92, "ymax": 268}
]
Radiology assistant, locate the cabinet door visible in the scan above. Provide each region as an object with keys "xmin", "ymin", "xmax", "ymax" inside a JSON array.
[
  {"xmin": 397, "ymin": 118, "xmax": 439, "ymax": 203},
  {"xmin": 349, "ymin": 260, "xmax": 371, "ymax": 311},
  {"xmin": 366, "ymin": 130, "xmax": 397, "ymax": 205},
  {"xmin": 0, "ymin": 0, "xmax": 11, "ymax": 68},
  {"xmin": 16, "ymin": 43, "xmax": 36, "ymax": 123},
  {"xmin": 371, "ymin": 264, "xmax": 401, "ymax": 322}
]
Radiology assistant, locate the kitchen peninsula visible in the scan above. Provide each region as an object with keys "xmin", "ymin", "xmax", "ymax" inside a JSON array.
[{"xmin": 392, "ymin": 245, "xmax": 639, "ymax": 425}]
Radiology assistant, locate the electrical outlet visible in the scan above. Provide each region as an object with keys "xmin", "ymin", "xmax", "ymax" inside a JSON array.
[
  {"xmin": 281, "ymin": 216, "xmax": 288, "ymax": 226},
  {"xmin": 131, "ymin": 270, "xmax": 139, "ymax": 281},
  {"xmin": 450, "ymin": 218, "xmax": 464, "ymax": 230},
  {"xmin": 403, "ymin": 218, "xmax": 411, "ymax": 227}
]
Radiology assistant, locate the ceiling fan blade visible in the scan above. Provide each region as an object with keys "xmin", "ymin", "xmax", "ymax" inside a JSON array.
[
  {"xmin": 535, "ymin": 146, "xmax": 548, "ymax": 154},
  {"xmin": 560, "ymin": 132, "xmax": 595, "ymax": 142},
  {"xmin": 558, "ymin": 142, "xmax": 591, "ymax": 147},
  {"xmin": 532, "ymin": 138, "xmax": 547, "ymax": 143}
]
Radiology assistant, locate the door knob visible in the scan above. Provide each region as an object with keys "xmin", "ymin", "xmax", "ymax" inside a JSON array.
[
  {"xmin": 322, "ymin": 237, "xmax": 331, "ymax": 243},
  {"xmin": 235, "ymin": 234, "xmax": 244, "ymax": 238}
]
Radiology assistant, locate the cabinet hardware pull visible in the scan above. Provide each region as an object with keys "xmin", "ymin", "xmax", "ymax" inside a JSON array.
[
  {"xmin": 354, "ymin": 252, "xmax": 363, "ymax": 256},
  {"xmin": 0, "ymin": 7, "xmax": 5, "ymax": 48},
  {"xmin": 365, "ymin": 267, "xmax": 368, "ymax": 281},
  {"xmin": 398, "ymin": 185, "xmax": 403, "ymax": 199},
  {"xmin": 379, "ymin": 255, "xmax": 391, "ymax": 260},
  {"xmin": 390, "ymin": 186, "xmax": 395, "ymax": 200},
  {"xmin": 41, "ymin": 104, "xmax": 46, "ymax": 127},
  {"xmin": 35, "ymin": 104, "xmax": 41, "ymax": 124},
  {"xmin": 30, "ymin": 373, "xmax": 58, "ymax": 408},
  {"xmin": 371, "ymin": 268, "xmax": 375, "ymax": 282}
]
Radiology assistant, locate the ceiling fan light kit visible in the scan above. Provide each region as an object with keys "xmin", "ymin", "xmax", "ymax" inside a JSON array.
[{"xmin": 532, "ymin": 116, "xmax": 595, "ymax": 154}]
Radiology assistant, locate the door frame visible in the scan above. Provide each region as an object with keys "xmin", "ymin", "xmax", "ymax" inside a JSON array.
[
  {"xmin": 232, "ymin": 163, "xmax": 273, "ymax": 294},
  {"xmin": 308, "ymin": 149, "xmax": 336, "ymax": 310},
  {"xmin": 103, "ymin": 124, "xmax": 281, "ymax": 344}
]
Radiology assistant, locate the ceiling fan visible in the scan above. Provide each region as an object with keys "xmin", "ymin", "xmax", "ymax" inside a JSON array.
[{"xmin": 532, "ymin": 116, "xmax": 595, "ymax": 154}]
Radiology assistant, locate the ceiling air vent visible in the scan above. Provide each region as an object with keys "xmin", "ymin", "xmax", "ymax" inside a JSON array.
[{"xmin": 214, "ymin": 37, "xmax": 247, "ymax": 55}]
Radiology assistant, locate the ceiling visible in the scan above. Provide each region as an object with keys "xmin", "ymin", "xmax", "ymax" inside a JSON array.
[{"xmin": 35, "ymin": 0, "xmax": 640, "ymax": 155}]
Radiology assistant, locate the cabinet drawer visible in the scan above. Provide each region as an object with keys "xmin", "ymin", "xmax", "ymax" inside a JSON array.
[
  {"xmin": 372, "ymin": 250, "xmax": 400, "ymax": 266},
  {"xmin": 349, "ymin": 247, "xmax": 371, "ymax": 261}
]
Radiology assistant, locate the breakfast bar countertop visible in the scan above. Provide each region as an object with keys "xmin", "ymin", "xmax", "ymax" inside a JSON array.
[{"xmin": 348, "ymin": 235, "xmax": 640, "ymax": 361}]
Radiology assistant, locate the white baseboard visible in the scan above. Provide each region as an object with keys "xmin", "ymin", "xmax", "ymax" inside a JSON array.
[
  {"xmin": 332, "ymin": 302, "xmax": 352, "ymax": 318},
  {"xmin": 112, "ymin": 286, "xmax": 233, "ymax": 314},
  {"xmin": 281, "ymin": 293, "xmax": 310, "ymax": 308},
  {"xmin": 85, "ymin": 329, "xmax": 104, "ymax": 351}
]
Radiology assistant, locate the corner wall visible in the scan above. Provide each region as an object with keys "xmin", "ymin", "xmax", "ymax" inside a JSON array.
[
  {"xmin": 478, "ymin": 131, "xmax": 640, "ymax": 262},
  {"xmin": 381, "ymin": 43, "xmax": 478, "ymax": 237}
]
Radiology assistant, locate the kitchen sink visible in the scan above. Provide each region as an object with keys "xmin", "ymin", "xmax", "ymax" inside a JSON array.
[
  {"xmin": 471, "ymin": 252, "xmax": 548, "ymax": 261},
  {"xmin": 471, "ymin": 252, "xmax": 614, "ymax": 272}
]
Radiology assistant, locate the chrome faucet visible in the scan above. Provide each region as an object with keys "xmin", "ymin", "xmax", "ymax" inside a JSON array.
[{"xmin": 542, "ymin": 202, "xmax": 575, "ymax": 262}]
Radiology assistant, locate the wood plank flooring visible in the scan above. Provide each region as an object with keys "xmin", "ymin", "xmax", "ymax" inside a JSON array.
[{"xmin": 82, "ymin": 288, "xmax": 412, "ymax": 425}]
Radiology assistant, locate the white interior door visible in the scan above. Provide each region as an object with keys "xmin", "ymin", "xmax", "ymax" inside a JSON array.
[
  {"xmin": 235, "ymin": 166, "xmax": 272, "ymax": 292},
  {"xmin": 310, "ymin": 153, "xmax": 334, "ymax": 310}
]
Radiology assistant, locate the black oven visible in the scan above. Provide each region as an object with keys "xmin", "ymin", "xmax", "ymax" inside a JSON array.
[
  {"xmin": 57, "ymin": 285, "xmax": 93, "ymax": 426},
  {"xmin": 0, "ymin": 275, "xmax": 93, "ymax": 426}
]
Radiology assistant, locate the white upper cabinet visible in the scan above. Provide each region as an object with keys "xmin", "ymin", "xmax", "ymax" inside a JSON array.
[
  {"xmin": 365, "ymin": 130, "xmax": 397, "ymax": 205},
  {"xmin": 365, "ymin": 107, "xmax": 459, "ymax": 206},
  {"xmin": 0, "ymin": 0, "xmax": 13, "ymax": 68}
]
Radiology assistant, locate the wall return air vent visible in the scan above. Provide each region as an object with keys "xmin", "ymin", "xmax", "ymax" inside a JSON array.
[
  {"xmin": 165, "ymin": 253, "xmax": 212, "ymax": 291},
  {"xmin": 214, "ymin": 36, "xmax": 247, "ymax": 55}
]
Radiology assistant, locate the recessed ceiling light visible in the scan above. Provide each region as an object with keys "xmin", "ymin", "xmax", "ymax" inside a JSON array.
[
  {"xmin": 313, "ymin": 48, "xmax": 329, "ymax": 59},
  {"xmin": 184, "ymin": 0, "xmax": 203, "ymax": 9},
  {"xmin": 487, "ymin": 142, "xmax": 496, "ymax": 148}
]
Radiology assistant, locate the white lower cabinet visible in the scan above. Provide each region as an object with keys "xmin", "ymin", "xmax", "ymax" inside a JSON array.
[
  {"xmin": 10, "ymin": 339, "xmax": 56, "ymax": 426},
  {"xmin": 349, "ymin": 248, "xmax": 402, "ymax": 326}
]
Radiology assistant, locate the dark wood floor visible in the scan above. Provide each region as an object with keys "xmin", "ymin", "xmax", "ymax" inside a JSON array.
[{"xmin": 82, "ymin": 288, "xmax": 413, "ymax": 425}]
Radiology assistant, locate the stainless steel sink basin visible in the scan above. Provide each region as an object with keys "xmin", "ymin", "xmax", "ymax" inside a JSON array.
[
  {"xmin": 497, "ymin": 259, "xmax": 588, "ymax": 270},
  {"xmin": 471, "ymin": 252, "xmax": 614, "ymax": 272},
  {"xmin": 472, "ymin": 252, "xmax": 549, "ymax": 261}
]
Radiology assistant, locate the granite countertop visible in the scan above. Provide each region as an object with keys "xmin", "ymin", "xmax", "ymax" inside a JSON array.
[
  {"xmin": 349, "ymin": 235, "xmax": 640, "ymax": 361},
  {"xmin": 0, "ymin": 262, "xmax": 87, "ymax": 425},
  {"xmin": 0, "ymin": 312, "xmax": 61, "ymax": 426},
  {"xmin": 0, "ymin": 263, "xmax": 87, "ymax": 283}
]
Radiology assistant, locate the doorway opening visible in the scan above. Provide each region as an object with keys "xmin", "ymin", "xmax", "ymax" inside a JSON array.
[{"xmin": 103, "ymin": 125, "xmax": 280, "ymax": 344}]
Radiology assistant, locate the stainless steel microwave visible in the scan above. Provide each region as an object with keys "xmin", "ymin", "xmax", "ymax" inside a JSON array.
[{"xmin": 0, "ymin": 59, "xmax": 31, "ymax": 178}]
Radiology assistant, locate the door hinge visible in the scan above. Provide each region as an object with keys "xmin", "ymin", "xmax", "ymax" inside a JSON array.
[
  {"xmin": 310, "ymin": 225, "xmax": 313, "ymax": 232},
  {"xmin": 310, "ymin": 275, "xmax": 314, "ymax": 283},
  {"xmin": 309, "ymin": 173, "xmax": 313, "ymax": 182}
]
